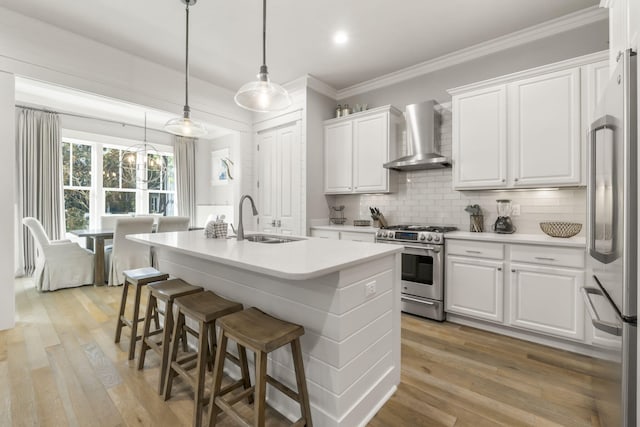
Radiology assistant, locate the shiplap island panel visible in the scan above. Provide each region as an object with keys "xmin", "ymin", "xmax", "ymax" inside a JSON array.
[{"xmin": 128, "ymin": 231, "xmax": 402, "ymax": 427}]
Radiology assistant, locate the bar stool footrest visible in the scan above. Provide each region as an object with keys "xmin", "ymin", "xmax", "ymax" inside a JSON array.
[
  {"xmin": 219, "ymin": 380, "xmax": 250, "ymax": 401},
  {"xmin": 266, "ymin": 375, "xmax": 300, "ymax": 402},
  {"xmin": 214, "ymin": 396, "xmax": 252, "ymax": 427}
]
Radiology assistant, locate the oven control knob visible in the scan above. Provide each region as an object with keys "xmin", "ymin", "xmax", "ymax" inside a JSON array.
[
  {"xmin": 382, "ymin": 232, "xmax": 388, "ymax": 238},
  {"xmin": 426, "ymin": 234, "xmax": 433, "ymax": 241},
  {"xmin": 434, "ymin": 235, "xmax": 441, "ymax": 242},
  {"xmin": 388, "ymin": 232, "xmax": 394, "ymax": 238},
  {"xmin": 377, "ymin": 231, "xmax": 383, "ymax": 238},
  {"xmin": 420, "ymin": 234, "xmax": 426, "ymax": 241}
]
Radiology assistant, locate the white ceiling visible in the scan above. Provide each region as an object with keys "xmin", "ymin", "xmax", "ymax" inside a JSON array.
[{"xmin": 0, "ymin": 0, "xmax": 600, "ymax": 91}]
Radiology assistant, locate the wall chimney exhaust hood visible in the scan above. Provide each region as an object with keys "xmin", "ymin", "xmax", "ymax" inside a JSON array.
[{"xmin": 383, "ymin": 100, "xmax": 450, "ymax": 171}]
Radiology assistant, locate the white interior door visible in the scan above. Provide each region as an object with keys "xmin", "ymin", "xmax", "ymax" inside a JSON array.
[
  {"xmin": 257, "ymin": 130, "xmax": 277, "ymax": 232},
  {"xmin": 276, "ymin": 123, "xmax": 301, "ymax": 235}
]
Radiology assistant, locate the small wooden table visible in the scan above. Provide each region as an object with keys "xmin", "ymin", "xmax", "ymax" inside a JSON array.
[
  {"xmin": 70, "ymin": 226, "xmax": 204, "ymax": 285},
  {"xmin": 69, "ymin": 229, "xmax": 114, "ymax": 285}
]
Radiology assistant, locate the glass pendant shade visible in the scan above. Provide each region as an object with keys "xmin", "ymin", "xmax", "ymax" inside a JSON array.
[
  {"xmin": 164, "ymin": 0, "xmax": 207, "ymax": 137},
  {"xmin": 164, "ymin": 113, "xmax": 208, "ymax": 137},
  {"xmin": 235, "ymin": 0, "xmax": 291, "ymax": 113},
  {"xmin": 235, "ymin": 70, "xmax": 291, "ymax": 113}
]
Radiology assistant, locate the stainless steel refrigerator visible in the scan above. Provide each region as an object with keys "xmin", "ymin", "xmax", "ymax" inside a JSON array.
[{"xmin": 586, "ymin": 48, "xmax": 637, "ymax": 427}]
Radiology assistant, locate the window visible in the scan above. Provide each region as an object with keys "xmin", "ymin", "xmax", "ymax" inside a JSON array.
[
  {"xmin": 61, "ymin": 136, "xmax": 176, "ymax": 232},
  {"xmin": 103, "ymin": 147, "xmax": 137, "ymax": 214},
  {"xmin": 148, "ymin": 153, "xmax": 176, "ymax": 215},
  {"xmin": 62, "ymin": 141, "xmax": 92, "ymax": 231}
]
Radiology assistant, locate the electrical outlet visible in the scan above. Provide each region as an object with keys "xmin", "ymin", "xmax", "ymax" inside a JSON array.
[
  {"xmin": 512, "ymin": 204, "xmax": 521, "ymax": 216},
  {"xmin": 365, "ymin": 282, "xmax": 376, "ymax": 297}
]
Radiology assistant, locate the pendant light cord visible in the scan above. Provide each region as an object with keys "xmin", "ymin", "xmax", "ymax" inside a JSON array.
[
  {"xmin": 184, "ymin": 2, "xmax": 190, "ymax": 113},
  {"xmin": 262, "ymin": 0, "xmax": 267, "ymax": 68}
]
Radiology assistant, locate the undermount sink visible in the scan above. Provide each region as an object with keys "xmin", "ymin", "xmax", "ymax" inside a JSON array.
[{"xmin": 245, "ymin": 234, "xmax": 303, "ymax": 244}]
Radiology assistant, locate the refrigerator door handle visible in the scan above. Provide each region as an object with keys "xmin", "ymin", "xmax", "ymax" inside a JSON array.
[
  {"xmin": 582, "ymin": 287, "xmax": 623, "ymax": 336},
  {"xmin": 588, "ymin": 115, "xmax": 618, "ymax": 264}
]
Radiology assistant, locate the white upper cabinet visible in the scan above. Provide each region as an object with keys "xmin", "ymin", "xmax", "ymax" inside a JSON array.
[
  {"xmin": 324, "ymin": 105, "xmax": 400, "ymax": 194},
  {"xmin": 452, "ymin": 86, "xmax": 507, "ymax": 189},
  {"xmin": 324, "ymin": 121, "xmax": 353, "ymax": 193},
  {"xmin": 508, "ymin": 68, "xmax": 581, "ymax": 187},
  {"xmin": 353, "ymin": 113, "xmax": 389, "ymax": 193},
  {"xmin": 449, "ymin": 52, "xmax": 608, "ymax": 190}
]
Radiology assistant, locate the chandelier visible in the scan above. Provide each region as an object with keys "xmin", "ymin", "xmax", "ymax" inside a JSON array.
[{"xmin": 121, "ymin": 113, "xmax": 168, "ymax": 190}]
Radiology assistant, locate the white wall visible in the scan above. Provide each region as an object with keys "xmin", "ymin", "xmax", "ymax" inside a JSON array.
[
  {"xmin": 305, "ymin": 88, "xmax": 336, "ymax": 232},
  {"xmin": 0, "ymin": 6, "xmax": 251, "ymax": 133},
  {"xmin": 0, "ymin": 71, "xmax": 15, "ymax": 330},
  {"xmin": 195, "ymin": 133, "xmax": 238, "ymax": 206},
  {"xmin": 339, "ymin": 20, "xmax": 608, "ymax": 107}
]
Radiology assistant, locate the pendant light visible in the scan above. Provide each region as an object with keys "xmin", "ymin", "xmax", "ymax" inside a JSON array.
[
  {"xmin": 121, "ymin": 113, "xmax": 167, "ymax": 190},
  {"xmin": 164, "ymin": 0, "xmax": 207, "ymax": 137},
  {"xmin": 234, "ymin": 0, "xmax": 291, "ymax": 112}
]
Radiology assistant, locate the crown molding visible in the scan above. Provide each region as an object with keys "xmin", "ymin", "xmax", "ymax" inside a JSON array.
[
  {"xmin": 336, "ymin": 5, "xmax": 608, "ymax": 100},
  {"xmin": 305, "ymin": 75, "xmax": 338, "ymax": 99},
  {"xmin": 447, "ymin": 50, "xmax": 608, "ymax": 95},
  {"xmin": 283, "ymin": 74, "xmax": 338, "ymax": 100}
]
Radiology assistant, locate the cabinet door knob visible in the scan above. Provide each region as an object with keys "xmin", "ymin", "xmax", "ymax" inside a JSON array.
[
  {"xmin": 501, "ymin": 179, "xmax": 506, "ymax": 183},
  {"xmin": 514, "ymin": 178, "xmax": 519, "ymax": 182},
  {"xmin": 497, "ymin": 267, "xmax": 502, "ymax": 271},
  {"xmin": 511, "ymin": 269, "xmax": 516, "ymax": 273}
]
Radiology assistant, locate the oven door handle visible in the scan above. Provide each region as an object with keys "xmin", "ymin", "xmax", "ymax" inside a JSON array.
[
  {"xmin": 403, "ymin": 246, "xmax": 439, "ymax": 255},
  {"xmin": 401, "ymin": 295, "xmax": 436, "ymax": 306}
]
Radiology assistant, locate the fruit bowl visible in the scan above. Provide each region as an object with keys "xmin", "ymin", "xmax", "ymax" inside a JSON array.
[{"xmin": 539, "ymin": 222, "xmax": 582, "ymax": 238}]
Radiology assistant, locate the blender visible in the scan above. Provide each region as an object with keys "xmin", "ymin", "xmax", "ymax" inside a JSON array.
[{"xmin": 494, "ymin": 199, "xmax": 515, "ymax": 234}]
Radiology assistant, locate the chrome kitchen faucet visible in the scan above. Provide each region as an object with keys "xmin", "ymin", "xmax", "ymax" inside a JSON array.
[{"xmin": 236, "ymin": 194, "xmax": 258, "ymax": 241}]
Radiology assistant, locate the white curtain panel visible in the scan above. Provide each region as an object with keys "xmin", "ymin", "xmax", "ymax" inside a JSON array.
[
  {"xmin": 17, "ymin": 108, "xmax": 63, "ymax": 275},
  {"xmin": 174, "ymin": 136, "xmax": 196, "ymax": 227}
]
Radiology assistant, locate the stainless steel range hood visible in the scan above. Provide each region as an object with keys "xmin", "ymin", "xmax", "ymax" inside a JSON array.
[{"xmin": 383, "ymin": 100, "xmax": 450, "ymax": 171}]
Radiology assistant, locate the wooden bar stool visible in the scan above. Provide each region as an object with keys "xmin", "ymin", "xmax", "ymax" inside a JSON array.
[
  {"xmin": 207, "ymin": 307, "xmax": 313, "ymax": 427},
  {"xmin": 137, "ymin": 278, "xmax": 204, "ymax": 394},
  {"xmin": 164, "ymin": 291, "xmax": 252, "ymax": 427},
  {"xmin": 114, "ymin": 267, "xmax": 169, "ymax": 360}
]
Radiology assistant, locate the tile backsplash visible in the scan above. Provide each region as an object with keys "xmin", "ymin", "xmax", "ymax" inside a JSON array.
[{"xmin": 327, "ymin": 106, "xmax": 587, "ymax": 236}]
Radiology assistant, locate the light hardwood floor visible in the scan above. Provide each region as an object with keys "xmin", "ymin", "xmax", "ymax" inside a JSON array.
[{"xmin": 1, "ymin": 278, "xmax": 611, "ymax": 426}]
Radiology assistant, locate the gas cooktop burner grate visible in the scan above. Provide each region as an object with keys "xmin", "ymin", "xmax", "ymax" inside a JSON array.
[{"xmin": 384, "ymin": 225, "xmax": 458, "ymax": 233}]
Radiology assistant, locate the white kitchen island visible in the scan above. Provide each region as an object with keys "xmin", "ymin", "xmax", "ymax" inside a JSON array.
[{"xmin": 128, "ymin": 231, "xmax": 402, "ymax": 427}]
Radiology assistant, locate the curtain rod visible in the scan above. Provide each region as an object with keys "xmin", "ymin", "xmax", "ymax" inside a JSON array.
[{"xmin": 15, "ymin": 104, "xmax": 169, "ymax": 134}]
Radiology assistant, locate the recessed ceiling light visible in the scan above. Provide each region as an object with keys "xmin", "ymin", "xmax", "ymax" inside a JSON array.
[{"xmin": 333, "ymin": 31, "xmax": 348, "ymax": 45}]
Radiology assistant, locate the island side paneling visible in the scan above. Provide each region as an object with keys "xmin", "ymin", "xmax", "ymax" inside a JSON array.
[{"xmin": 154, "ymin": 247, "xmax": 401, "ymax": 427}]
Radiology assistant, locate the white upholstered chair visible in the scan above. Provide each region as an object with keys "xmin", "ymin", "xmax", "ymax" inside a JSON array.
[
  {"xmin": 156, "ymin": 216, "xmax": 190, "ymax": 232},
  {"xmin": 108, "ymin": 217, "xmax": 154, "ymax": 286},
  {"xmin": 22, "ymin": 217, "xmax": 94, "ymax": 291}
]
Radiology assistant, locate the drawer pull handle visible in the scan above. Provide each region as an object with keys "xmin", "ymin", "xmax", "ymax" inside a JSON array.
[
  {"xmin": 466, "ymin": 250, "xmax": 482, "ymax": 254},
  {"xmin": 535, "ymin": 257, "xmax": 556, "ymax": 261}
]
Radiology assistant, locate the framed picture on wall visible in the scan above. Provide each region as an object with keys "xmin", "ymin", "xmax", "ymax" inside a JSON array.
[{"xmin": 211, "ymin": 148, "xmax": 233, "ymax": 186}]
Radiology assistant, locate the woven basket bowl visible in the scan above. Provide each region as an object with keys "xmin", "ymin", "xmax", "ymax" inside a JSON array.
[{"xmin": 539, "ymin": 222, "xmax": 582, "ymax": 238}]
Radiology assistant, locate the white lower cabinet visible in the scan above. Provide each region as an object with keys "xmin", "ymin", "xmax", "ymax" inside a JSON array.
[
  {"xmin": 446, "ymin": 240, "xmax": 588, "ymax": 345},
  {"xmin": 445, "ymin": 255, "xmax": 504, "ymax": 322},
  {"xmin": 509, "ymin": 263, "xmax": 584, "ymax": 340},
  {"xmin": 310, "ymin": 228, "xmax": 376, "ymax": 242},
  {"xmin": 310, "ymin": 229, "xmax": 340, "ymax": 239}
]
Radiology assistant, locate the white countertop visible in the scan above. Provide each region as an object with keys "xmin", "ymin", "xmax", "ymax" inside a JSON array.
[
  {"xmin": 310, "ymin": 224, "xmax": 379, "ymax": 233},
  {"xmin": 445, "ymin": 231, "xmax": 586, "ymax": 248},
  {"xmin": 128, "ymin": 231, "xmax": 401, "ymax": 280}
]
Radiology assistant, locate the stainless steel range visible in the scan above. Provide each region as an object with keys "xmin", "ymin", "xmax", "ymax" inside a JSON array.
[{"xmin": 376, "ymin": 225, "xmax": 457, "ymax": 321}]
